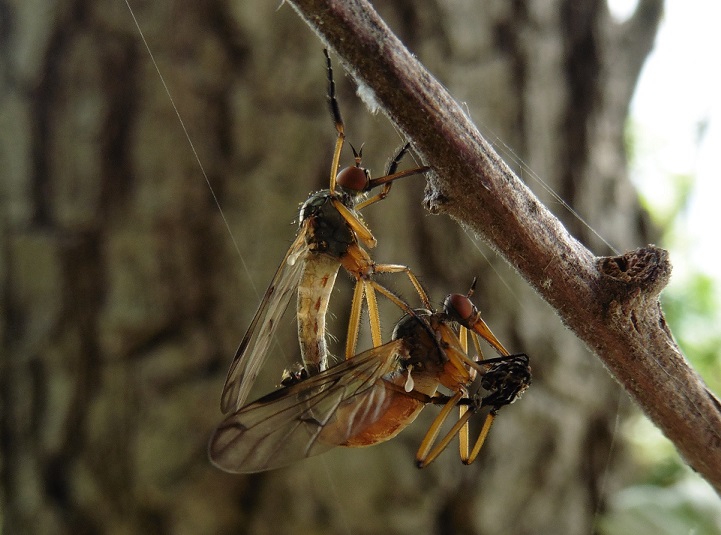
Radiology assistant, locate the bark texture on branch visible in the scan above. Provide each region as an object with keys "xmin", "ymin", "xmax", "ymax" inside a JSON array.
[{"xmin": 286, "ymin": 0, "xmax": 721, "ymax": 491}]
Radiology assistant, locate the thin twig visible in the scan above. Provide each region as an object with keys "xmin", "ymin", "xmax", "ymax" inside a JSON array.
[{"xmin": 286, "ymin": 0, "xmax": 721, "ymax": 492}]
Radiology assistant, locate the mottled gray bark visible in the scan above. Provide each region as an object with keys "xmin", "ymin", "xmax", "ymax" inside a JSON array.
[{"xmin": 1, "ymin": 1, "xmax": 669, "ymax": 534}]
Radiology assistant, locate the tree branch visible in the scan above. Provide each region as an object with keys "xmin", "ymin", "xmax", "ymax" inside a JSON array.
[{"xmin": 285, "ymin": 0, "xmax": 721, "ymax": 491}]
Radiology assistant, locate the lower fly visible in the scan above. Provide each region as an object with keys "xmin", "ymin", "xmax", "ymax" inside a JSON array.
[{"xmin": 208, "ymin": 287, "xmax": 531, "ymax": 473}]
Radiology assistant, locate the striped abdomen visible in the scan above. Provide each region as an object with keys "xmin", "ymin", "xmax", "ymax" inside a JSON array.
[{"xmin": 297, "ymin": 254, "xmax": 341, "ymax": 375}]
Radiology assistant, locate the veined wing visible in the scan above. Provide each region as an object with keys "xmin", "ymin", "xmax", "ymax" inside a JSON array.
[
  {"xmin": 209, "ymin": 339, "xmax": 407, "ymax": 473},
  {"xmin": 220, "ymin": 230, "xmax": 309, "ymax": 413}
]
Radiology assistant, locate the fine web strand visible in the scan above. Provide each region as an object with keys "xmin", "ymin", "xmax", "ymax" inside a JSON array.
[
  {"xmin": 472, "ymin": 123, "xmax": 621, "ymax": 534},
  {"xmin": 463, "ymin": 105, "xmax": 620, "ymax": 256},
  {"xmin": 461, "ymin": 227, "xmax": 524, "ymax": 307},
  {"xmin": 463, "ymin": 106, "xmax": 721, "ymax": 532},
  {"xmin": 125, "ymin": 4, "xmax": 353, "ymax": 532},
  {"xmin": 593, "ymin": 391, "xmax": 625, "ymax": 531},
  {"xmin": 124, "ymin": 0, "xmax": 259, "ymax": 301}
]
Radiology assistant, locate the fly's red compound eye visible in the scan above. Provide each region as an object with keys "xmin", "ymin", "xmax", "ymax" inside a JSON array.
[
  {"xmin": 335, "ymin": 165, "xmax": 369, "ymax": 192},
  {"xmin": 445, "ymin": 293, "xmax": 474, "ymax": 321}
]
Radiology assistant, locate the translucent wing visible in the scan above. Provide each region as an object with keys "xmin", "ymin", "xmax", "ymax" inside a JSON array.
[
  {"xmin": 220, "ymin": 230, "xmax": 309, "ymax": 413},
  {"xmin": 209, "ymin": 339, "xmax": 406, "ymax": 473}
]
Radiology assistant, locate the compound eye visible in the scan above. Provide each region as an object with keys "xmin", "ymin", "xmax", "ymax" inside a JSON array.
[
  {"xmin": 445, "ymin": 293, "xmax": 474, "ymax": 321},
  {"xmin": 336, "ymin": 166, "xmax": 369, "ymax": 192}
]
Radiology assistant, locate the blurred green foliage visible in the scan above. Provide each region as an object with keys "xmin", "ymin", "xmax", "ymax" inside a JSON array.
[
  {"xmin": 664, "ymin": 272, "xmax": 721, "ymax": 395},
  {"xmin": 600, "ymin": 127, "xmax": 721, "ymax": 534}
]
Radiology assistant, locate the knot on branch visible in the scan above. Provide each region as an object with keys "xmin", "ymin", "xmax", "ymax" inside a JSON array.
[
  {"xmin": 596, "ymin": 245, "xmax": 671, "ymax": 302},
  {"xmin": 422, "ymin": 184, "xmax": 448, "ymax": 215}
]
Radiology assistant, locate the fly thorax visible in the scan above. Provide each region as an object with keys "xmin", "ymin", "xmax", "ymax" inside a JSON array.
[
  {"xmin": 300, "ymin": 191, "xmax": 357, "ymax": 258},
  {"xmin": 393, "ymin": 311, "xmax": 446, "ymax": 376},
  {"xmin": 299, "ymin": 189, "xmax": 333, "ymax": 224}
]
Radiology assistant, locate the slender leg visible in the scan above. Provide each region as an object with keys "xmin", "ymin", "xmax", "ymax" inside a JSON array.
[
  {"xmin": 368, "ymin": 280, "xmax": 420, "ymax": 317},
  {"xmin": 458, "ymin": 327, "xmax": 470, "ymax": 461},
  {"xmin": 417, "ymin": 390, "xmax": 487, "ymax": 468},
  {"xmin": 330, "ymin": 198, "xmax": 377, "ymax": 248},
  {"xmin": 458, "ymin": 404, "xmax": 470, "ymax": 463},
  {"xmin": 464, "ymin": 411, "xmax": 497, "ymax": 465},
  {"xmin": 344, "ymin": 281, "xmax": 365, "ymax": 359},
  {"xmin": 357, "ymin": 143, "xmax": 429, "ymax": 210},
  {"xmin": 416, "ymin": 390, "xmax": 464, "ymax": 467},
  {"xmin": 343, "ymin": 279, "xmax": 383, "ymax": 359},
  {"xmin": 372, "ymin": 263, "xmax": 430, "ymax": 310},
  {"xmin": 364, "ymin": 280, "xmax": 383, "ymax": 348},
  {"xmin": 469, "ymin": 330, "xmax": 486, "ymax": 361},
  {"xmin": 324, "ymin": 49, "xmax": 345, "ymax": 193}
]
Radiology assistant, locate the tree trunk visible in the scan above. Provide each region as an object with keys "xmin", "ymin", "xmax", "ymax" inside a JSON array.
[{"xmin": 0, "ymin": 1, "xmax": 661, "ymax": 534}]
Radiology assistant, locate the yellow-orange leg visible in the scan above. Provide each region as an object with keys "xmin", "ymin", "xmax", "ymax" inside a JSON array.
[
  {"xmin": 332, "ymin": 197, "xmax": 431, "ymax": 337},
  {"xmin": 416, "ymin": 382, "xmax": 504, "ymax": 466},
  {"xmin": 344, "ymin": 280, "xmax": 367, "ymax": 360},
  {"xmin": 416, "ymin": 330, "xmax": 500, "ymax": 467},
  {"xmin": 343, "ymin": 278, "xmax": 425, "ymax": 360},
  {"xmin": 416, "ymin": 390, "xmax": 473, "ymax": 468},
  {"xmin": 458, "ymin": 404, "xmax": 470, "ymax": 462},
  {"xmin": 457, "ymin": 327, "xmax": 470, "ymax": 462},
  {"xmin": 373, "ymin": 263, "xmax": 429, "ymax": 309},
  {"xmin": 338, "ymin": 247, "xmax": 430, "ymax": 360},
  {"xmin": 331, "ymin": 198, "xmax": 377, "ymax": 248},
  {"xmin": 343, "ymin": 280, "xmax": 383, "ymax": 360},
  {"xmin": 464, "ymin": 411, "xmax": 496, "ymax": 465}
]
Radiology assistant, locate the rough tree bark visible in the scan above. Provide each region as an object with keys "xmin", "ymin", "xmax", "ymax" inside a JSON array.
[{"xmin": 0, "ymin": 1, "xmax": 686, "ymax": 534}]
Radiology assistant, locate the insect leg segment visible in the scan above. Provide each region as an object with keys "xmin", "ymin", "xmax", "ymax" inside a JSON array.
[
  {"xmin": 458, "ymin": 354, "xmax": 531, "ymax": 465},
  {"xmin": 356, "ymin": 143, "xmax": 408, "ymax": 210},
  {"xmin": 439, "ymin": 335, "xmax": 493, "ymax": 377},
  {"xmin": 324, "ymin": 49, "xmax": 345, "ymax": 193},
  {"xmin": 344, "ymin": 277, "xmax": 433, "ymax": 366},
  {"xmin": 455, "ymin": 326, "xmax": 475, "ymax": 461},
  {"xmin": 342, "ymin": 278, "xmax": 406, "ymax": 360},
  {"xmin": 330, "ymin": 197, "xmax": 377, "ymax": 248},
  {"xmin": 416, "ymin": 392, "xmax": 501, "ymax": 468},
  {"xmin": 324, "ymin": 48, "xmax": 344, "ymax": 135},
  {"xmin": 367, "ymin": 281, "xmax": 420, "ymax": 317},
  {"xmin": 344, "ymin": 280, "xmax": 366, "ymax": 360},
  {"xmin": 372, "ymin": 263, "xmax": 430, "ymax": 310},
  {"xmin": 364, "ymin": 280, "xmax": 383, "ymax": 347},
  {"xmin": 458, "ymin": 403, "xmax": 470, "ymax": 462},
  {"xmin": 415, "ymin": 390, "xmax": 467, "ymax": 468},
  {"xmin": 465, "ymin": 411, "xmax": 496, "ymax": 465},
  {"xmin": 387, "ymin": 143, "xmax": 412, "ymax": 176},
  {"xmin": 355, "ymin": 143, "xmax": 430, "ymax": 211}
]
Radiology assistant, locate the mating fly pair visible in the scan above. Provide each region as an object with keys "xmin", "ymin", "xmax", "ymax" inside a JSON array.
[
  {"xmin": 209, "ymin": 282, "xmax": 531, "ymax": 473},
  {"xmin": 210, "ymin": 50, "xmax": 531, "ymax": 472}
]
